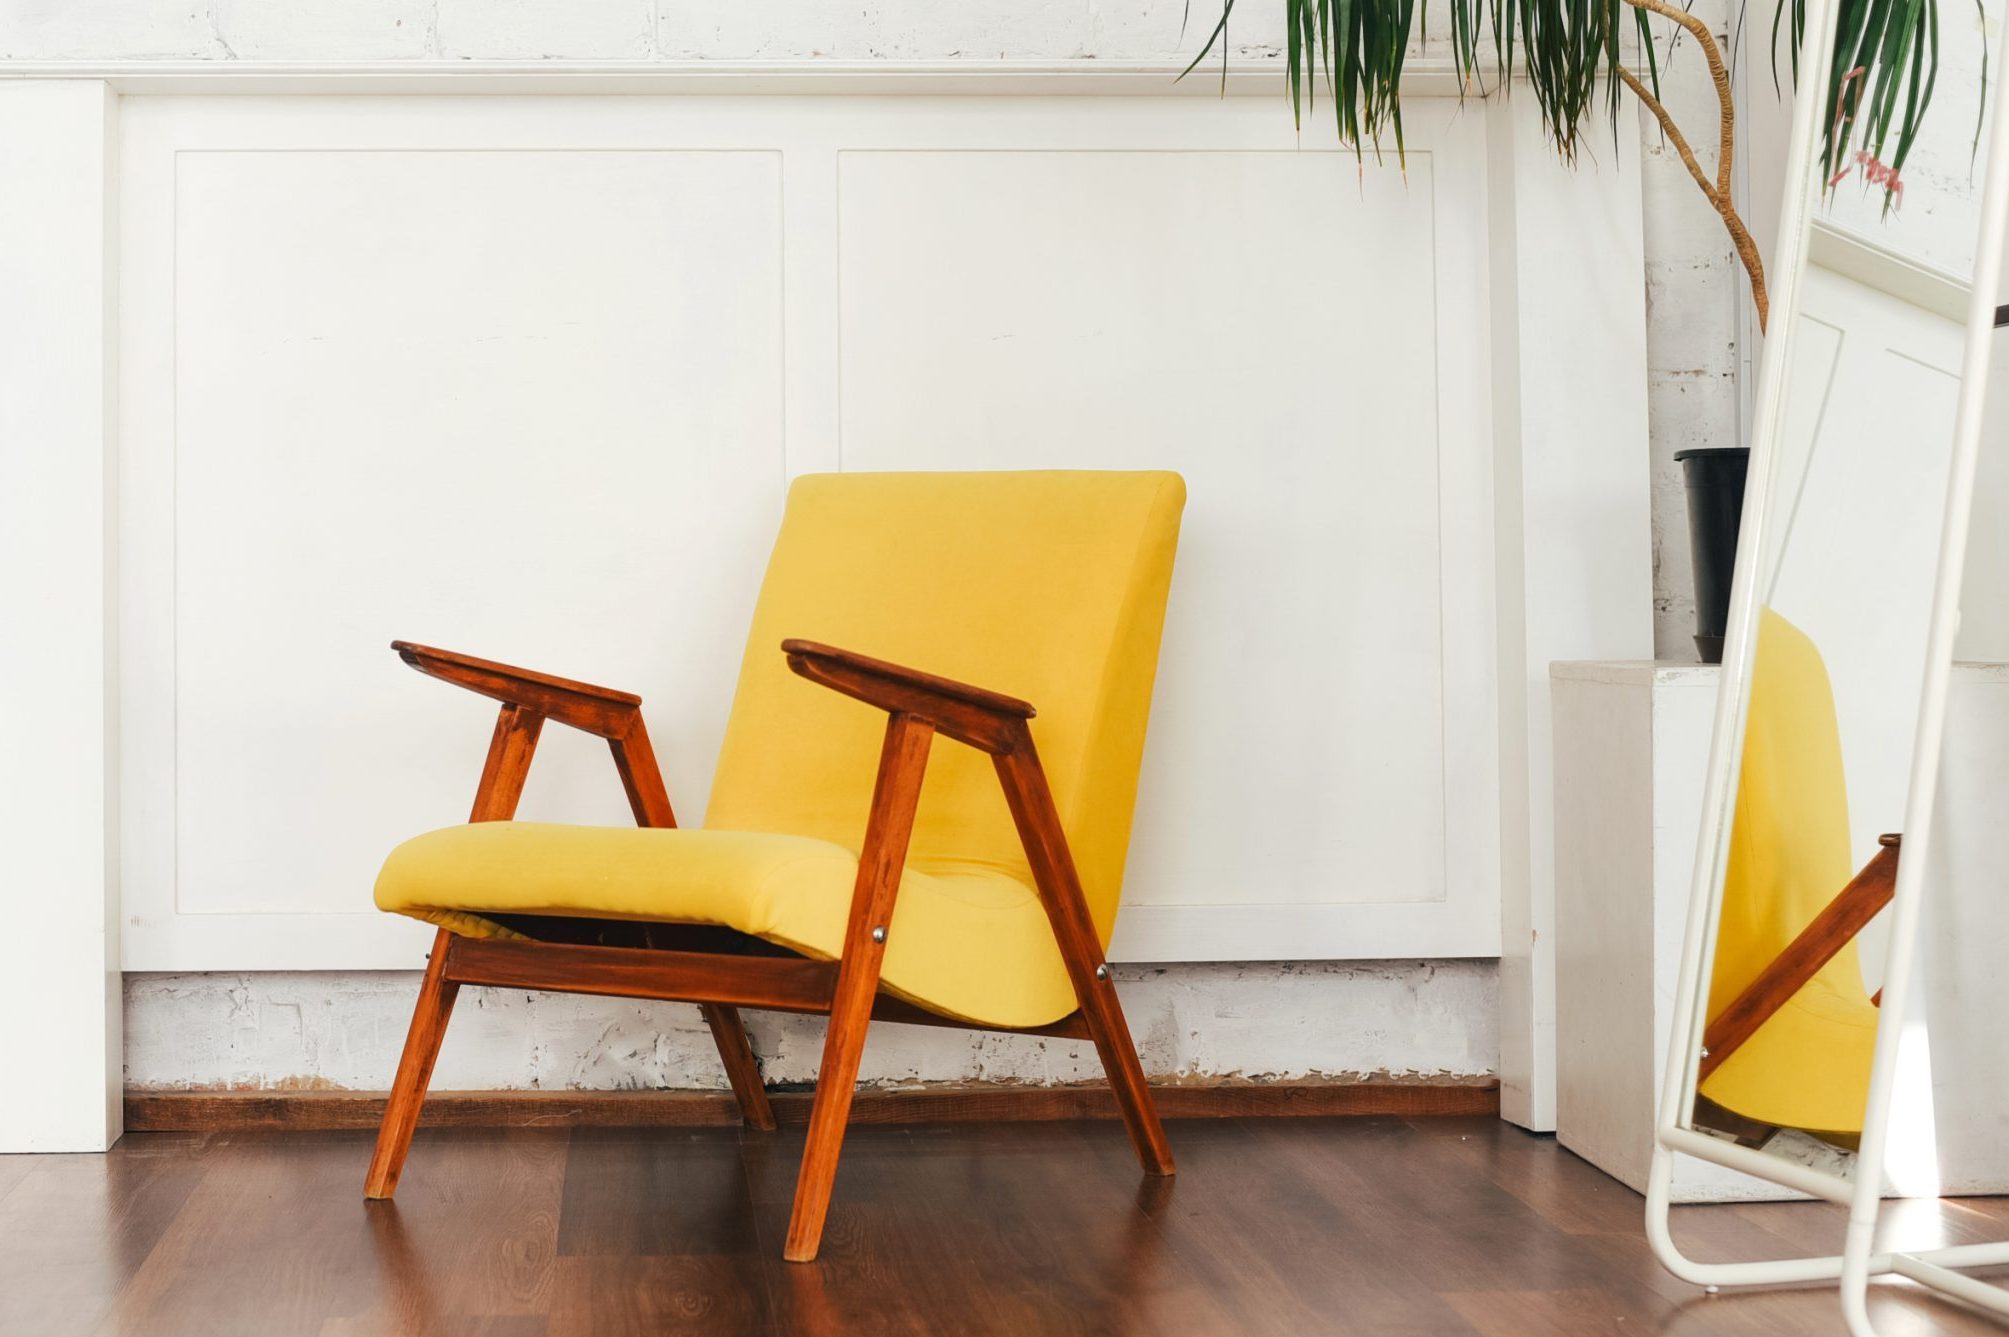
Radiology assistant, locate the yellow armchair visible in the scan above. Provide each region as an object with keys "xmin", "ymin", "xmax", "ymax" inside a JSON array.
[{"xmin": 363, "ymin": 470, "xmax": 1186, "ymax": 1261}]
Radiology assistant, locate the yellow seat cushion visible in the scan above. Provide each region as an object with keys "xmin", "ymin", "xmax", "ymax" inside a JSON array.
[
  {"xmin": 377, "ymin": 821, "xmax": 1079, "ymax": 1029},
  {"xmin": 1697, "ymin": 607, "xmax": 1879, "ymax": 1138}
]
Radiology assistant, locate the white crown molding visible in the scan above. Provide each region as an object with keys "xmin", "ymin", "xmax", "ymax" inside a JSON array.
[
  {"xmin": 1809, "ymin": 217, "xmax": 1972, "ymax": 322},
  {"xmin": 0, "ymin": 57, "xmax": 1492, "ymax": 99}
]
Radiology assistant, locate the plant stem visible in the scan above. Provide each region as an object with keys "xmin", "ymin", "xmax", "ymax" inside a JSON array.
[{"xmin": 1613, "ymin": 0, "xmax": 1771, "ymax": 332}]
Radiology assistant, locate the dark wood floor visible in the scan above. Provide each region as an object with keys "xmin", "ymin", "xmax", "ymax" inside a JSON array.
[{"xmin": 3, "ymin": 1114, "xmax": 2006, "ymax": 1336}]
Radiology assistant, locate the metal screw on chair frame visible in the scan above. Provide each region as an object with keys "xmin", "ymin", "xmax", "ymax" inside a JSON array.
[
  {"xmin": 1094, "ymin": 964, "xmax": 1110, "ymax": 980},
  {"xmin": 871, "ymin": 926, "xmax": 887, "ymax": 943}
]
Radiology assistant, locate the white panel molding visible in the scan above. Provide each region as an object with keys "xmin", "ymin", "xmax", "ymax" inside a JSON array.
[
  {"xmin": 0, "ymin": 80, "xmax": 123, "ymax": 1151},
  {"xmin": 1808, "ymin": 221, "xmax": 1972, "ymax": 323},
  {"xmin": 114, "ymin": 93, "xmax": 1528, "ymax": 969},
  {"xmin": 0, "ymin": 58, "xmax": 1492, "ymax": 99},
  {"xmin": 118, "ymin": 102, "xmax": 794, "ymax": 969},
  {"xmin": 833, "ymin": 138, "xmax": 1470, "ymax": 948}
]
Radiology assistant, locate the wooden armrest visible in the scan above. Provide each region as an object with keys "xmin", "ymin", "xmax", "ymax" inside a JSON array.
[
  {"xmin": 1698, "ymin": 833, "xmax": 1899, "ymax": 1083},
  {"xmin": 781, "ymin": 639, "xmax": 1034, "ymax": 755},
  {"xmin": 391, "ymin": 640, "xmax": 643, "ymax": 740}
]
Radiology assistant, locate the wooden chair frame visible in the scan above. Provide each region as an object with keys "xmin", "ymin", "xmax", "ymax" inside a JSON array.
[
  {"xmin": 1698, "ymin": 833, "xmax": 1899, "ymax": 1084},
  {"xmin": 1691, "ymin": 834, "xmax": 1899, "ymax": 1146},
  {"xmin": 362, "ymin": 639, "xmax": 1174, "ymax": 1262}
]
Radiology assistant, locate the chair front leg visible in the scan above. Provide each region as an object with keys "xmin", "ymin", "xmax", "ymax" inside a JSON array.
[
  {"xmin": 365, "ymin": 929, "xmax": 461, "ymax": 1198},
  {"xmin": 366, "ymin": 702, "xmax": 540, "ymax": 1199},
  {"xmin": 783, "ymin": 712, "xmax": 935, "ymax": 1262}
]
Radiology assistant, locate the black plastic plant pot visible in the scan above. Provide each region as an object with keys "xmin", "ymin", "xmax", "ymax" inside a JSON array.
[{"xmin": 1675, "ymin": 446, "xmax": 1750, "ymax": 665}]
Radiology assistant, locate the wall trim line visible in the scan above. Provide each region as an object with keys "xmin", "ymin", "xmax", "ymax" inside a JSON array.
[
  {"xmin": 0, "ymin": 58, "xmax": 1493, "ymax": 99},
  {"xmin": 125, "ymin": 1077, "xmax": 1501, "ymax": 1131}
]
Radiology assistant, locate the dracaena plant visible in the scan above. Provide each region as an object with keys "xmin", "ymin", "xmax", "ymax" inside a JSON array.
[{"xmin": 1186, "ymin": 0, "xmax": 1945, "ymax": 332}]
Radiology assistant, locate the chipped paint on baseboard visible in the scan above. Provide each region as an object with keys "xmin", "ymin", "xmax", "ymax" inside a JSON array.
[{"xmin": 124, "ymin": 960, "xmax": 1498, "ymax": 1092}]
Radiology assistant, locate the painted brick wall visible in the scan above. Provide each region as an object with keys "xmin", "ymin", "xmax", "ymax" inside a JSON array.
[{"xmin": 125, "ymin": 961, "xmax": 1499, "ymax": 1091}]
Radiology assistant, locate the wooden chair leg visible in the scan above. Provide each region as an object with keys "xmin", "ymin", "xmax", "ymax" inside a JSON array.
[
  {"xmin": 993, "ymin": 742, "xmax": 1174, "ymax": 1176},
  {"xmin": 365, "ymin": 929, "xmax": 461, "ymax": 1199},
  {"xmin": 1078, "ymin": 970, "xmax": 1174, "ymax": 1175},
  {"xmin": 783, "ymin": 713, "xmax": 934, "ymax": 1263},
  {"xmin": 701, "ymin": 1004, "xmax": 776, "ymax": 1131},
  {"xmin": 1691, "ymin": 1094, "xmax": 1780, "ymax": 1149},
  {"xmin": 783, "ymin": 984, "xmax": 874, "ymax": 1262}
]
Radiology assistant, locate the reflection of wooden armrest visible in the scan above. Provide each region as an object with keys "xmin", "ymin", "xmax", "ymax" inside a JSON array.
[{"xmin": 1699, "ymin": 834, "xmax": 1899, "ymax": 1083}]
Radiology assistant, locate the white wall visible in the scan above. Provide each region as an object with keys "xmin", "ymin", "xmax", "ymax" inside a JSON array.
[
  {"xmin": 6, "ymin": 0, "xmax": 1683, "ymax": 1091},
  {"xmin": 2, "ymin": 0, "xmax": 1735, "ymax": 653}
]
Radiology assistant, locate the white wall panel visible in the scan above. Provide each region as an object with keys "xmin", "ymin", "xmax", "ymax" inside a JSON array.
[
  {"xmin": 121, "ymin": 106, "xmax": 789, "ymax": 966},
  {"xmin": 834, "ymin": 130, "xmax": 1502, "ymax": 959},
  {"xmin": 107, "ymin": 90, "xmax": 1619, "ymax": 970}
]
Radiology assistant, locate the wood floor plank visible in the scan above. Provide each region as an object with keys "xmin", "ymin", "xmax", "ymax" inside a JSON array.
[
  {"xmin": 558, "ymin": 1129, "xmax": 760, "ymax": 1258},
  {"xmin": 94, "ymin": 1131, "xmax": 391, "ymax": 1337},
  {"xmin": 1444, "ymin": 1285, "xmax": 1662, "ymax": 1337},
  {"xmin": 320, "ymin": 1315, "xmax": 547, "ymax": 1337},
  {"xmin": 1138, "ymin": 1118, "xmax": 1486, "ymax": 1336},
  {"xmin": 0, "ymin": 1139, "xmax": 207, "ymax": 1337},
  {"xmin": 1436, "ymin": 1114, "xmax": 1657, "ymax": 1237},
  {"xmin": 0, "ymin": 1150, "xmax": 37, "ymax": 1206},
  {"xmin": 0, "ymin": 1115, "xmax": 1998, "ymax": 1334},
  {"xmin": 548, "ymin": 1257, "xmax": 768, "ymax": 1337},
  {"xmin": 333, "ymin": 1127, "xmax": 569, "ymax": 1330}
]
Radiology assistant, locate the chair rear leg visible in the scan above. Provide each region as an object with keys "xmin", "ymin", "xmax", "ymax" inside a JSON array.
[
  {"xmin": 1078, "ymin": 970, "xmax": 1175, "ymax": 1175},
  {"xmin": 366, "ymin": 929, "xmax": 461, "ymax": 1199},
  {"xmin": 701, "ymin": 1004, "xmax": 776, "ymax": 1131},
  {"xmin": 991, "ymin": 740, "xmax": 1173, "ymax": 1176}
]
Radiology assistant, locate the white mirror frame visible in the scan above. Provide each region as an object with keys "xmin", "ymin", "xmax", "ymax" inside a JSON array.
[{"xmin": 1646, "ymin": 0, "xmax": 2009, "ymax": 1323}]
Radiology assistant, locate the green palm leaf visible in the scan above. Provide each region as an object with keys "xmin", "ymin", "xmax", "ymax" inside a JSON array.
[{"xmin": 1187, "ymin": 0, "xmax": 1947, "ymax": 195}]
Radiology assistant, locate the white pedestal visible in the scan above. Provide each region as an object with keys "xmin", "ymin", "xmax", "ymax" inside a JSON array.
[
  {"xmin": 1551, "ymin": 660, "xmax": 2009, "ymax": 1202},
  {"xmin": 1550, "ymin": 662, "xmax": 1787, "ymax": 1201}
]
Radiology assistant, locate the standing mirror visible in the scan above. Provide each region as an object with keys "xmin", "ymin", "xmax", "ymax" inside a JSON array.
[{"xmin": 1648, "ymin": 0, "xmax": 2009, "ymax": 1319}]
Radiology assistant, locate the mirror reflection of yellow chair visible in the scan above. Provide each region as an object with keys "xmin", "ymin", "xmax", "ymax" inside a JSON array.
[{"xmin": 1696, "ymin": 607, "xmax": 1895, "ymax": 1145}]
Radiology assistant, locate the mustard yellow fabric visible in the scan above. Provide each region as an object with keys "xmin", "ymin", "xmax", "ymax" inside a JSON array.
[
  {"xmin": 1697, "ymin": 607, "xmax": 1880, "ymax": 1137},
  {"xmin": 376, "ymin": 470, "xmax": 1187, "ymax": 1029}
]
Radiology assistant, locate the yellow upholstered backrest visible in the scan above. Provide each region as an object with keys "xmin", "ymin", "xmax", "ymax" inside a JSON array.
[
  {"xmin": 1708, "ymin": 608, "xmax": 1859, "ymax": 1017},
  {"xmin": 1701, "ymin": 606, "xmax": 1876, "ymax": 1134},
  {"xmin": 704, "ymin": 471, "xmax": 1187, "ymax": 945}
]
